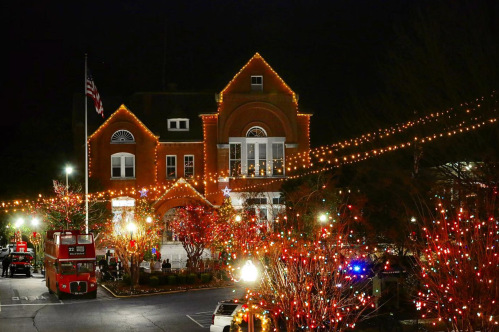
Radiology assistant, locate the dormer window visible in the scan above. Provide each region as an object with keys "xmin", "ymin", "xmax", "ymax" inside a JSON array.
[
  {"xmin": 251, "ymin": 75, "xmax": 263, "ymax": 92},
  {"xmin": 168, "ymin": 118, "xmax": 189, "ymax": 131}
]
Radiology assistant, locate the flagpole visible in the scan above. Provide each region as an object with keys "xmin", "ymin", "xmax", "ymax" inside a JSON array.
[{"xmin": 85, "ymin": 54, "xmax": 89, "ymax": 234}]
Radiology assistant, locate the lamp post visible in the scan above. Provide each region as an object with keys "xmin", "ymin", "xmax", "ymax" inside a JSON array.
[
  {"xmin": 30, "ymin": 218, "xmax": 39, "ymax": 272},
  {"xmin": 241, "ymin": 260, "xmax": 258, "ymax": 332},
  {"xmin": 65, "ymin": 166, "xmax": 73, "ymax": 230},
  {"xmin": 127, "ymin": 222, "xmax": 137, "ymax": 292}
]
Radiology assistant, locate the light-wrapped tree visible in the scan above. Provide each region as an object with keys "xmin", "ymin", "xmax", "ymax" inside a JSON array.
[{"xmin": 100, "ymin": 197, "xmax": 162, "ymax": 285}]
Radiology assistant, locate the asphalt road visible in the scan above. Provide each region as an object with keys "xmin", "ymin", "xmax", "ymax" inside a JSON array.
[{"xmin": 0, "ymin": 272, "xmax": 244, "ymax": 332}]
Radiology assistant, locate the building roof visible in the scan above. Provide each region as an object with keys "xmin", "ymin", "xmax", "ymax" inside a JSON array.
[{"xmin": 123, "ymin": 91, "xmax": 216, "ymax": 142}]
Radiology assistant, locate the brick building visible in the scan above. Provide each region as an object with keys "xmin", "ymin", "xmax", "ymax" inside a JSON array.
[{"xmin": 88, "ymin": 53, "xmax": 311, "ymax": 224}]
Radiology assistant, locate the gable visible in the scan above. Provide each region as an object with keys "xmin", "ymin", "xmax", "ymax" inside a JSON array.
[
  {"xmin": 89, "ymin": 104, "xmax": 158, "ymax": 142},
  {"xmin": 219, "ymin": 53, "xmax": 297, "ymax": 104}
]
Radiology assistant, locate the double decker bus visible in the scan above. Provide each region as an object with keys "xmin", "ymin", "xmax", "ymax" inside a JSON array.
[{"xmin": 44, "ymin": 230, "xmax": 97, "ymax": 298}]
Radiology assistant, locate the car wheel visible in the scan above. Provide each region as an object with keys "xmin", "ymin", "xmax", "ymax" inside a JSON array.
[{"xmin": 26, "ymin": 271, "xmax": 31, "ymax": 277}]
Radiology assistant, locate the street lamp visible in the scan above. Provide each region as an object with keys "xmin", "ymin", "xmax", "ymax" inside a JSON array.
[
  {"xmin": 127, "ymin": 222, "xmax": 137, "ymax": 291},
  {"xmin": 65, "ymin": 166, "xmax": 73, "ymax": 230},
  {"xmin": 240, "ymin": 260, "xmax": 258, "ymax": 332},
  {"xmin": 146, "ymin": 216, "xmax": 152, "ymax": 223},
  {"xmin": 30, "ymin": 217, "xmax": 40, "ymax": 272},
  {"xmin": 319, "ymin": 214, "xmax": 327, "ymax": 222}
]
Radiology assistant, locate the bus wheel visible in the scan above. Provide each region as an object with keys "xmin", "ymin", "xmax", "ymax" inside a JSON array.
[
  {"xmin": 56, "ymin": 284, "xmax": 65, "ymax": 299},
  {"xmin": 26, "ymin": 271, "xmax": 31, "ymax": 277},
  {"xmin": 88, "ymin": 290, "xmax": 97, "ymax": 299}
]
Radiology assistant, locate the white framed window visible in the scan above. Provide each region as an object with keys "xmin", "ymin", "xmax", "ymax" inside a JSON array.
[
  {"xmin": 111, "ymin": 130, "xmax": 135, "ymax": 143},
  {"xmin": 184, "ymin": 155, "xmax": 194, "ymax": 178},
  {"xmin": 166, "ymin": 155, "xmax": 177, "ymax": 179},
  {"xmin": 251, "ymin": 75, "xmax": 263, "ymax": 92},
  {"xmin": 111, "ymin": 153, "xmax": 135, "ymax": 179},
  {"xmin": 272, "ymin": 143, "xmax": 284, "ymax": 175},
  {"xmin": 229, "ymin": 136, "xmax": 285, "ymax": 177},
  {"xmin": 168, "ymin": 118, "xmax": 189, "ymax": 131},
  {"xmin": 246, "ymin": 127, "xmax": 267, "ymax": 137},
  {"xmin": 229, "ymin": 143, "xmax": 241, "ymax": 176}
]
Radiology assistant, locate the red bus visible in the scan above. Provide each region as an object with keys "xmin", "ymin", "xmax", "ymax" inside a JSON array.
[{"xmin": 44, "ymin": 230, "xmax": 97, "ymax": 299}]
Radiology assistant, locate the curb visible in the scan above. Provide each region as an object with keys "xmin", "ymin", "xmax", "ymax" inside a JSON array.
[{"xmin": 99, "ymin": 283, "xmax": 235, "ymax": 298}]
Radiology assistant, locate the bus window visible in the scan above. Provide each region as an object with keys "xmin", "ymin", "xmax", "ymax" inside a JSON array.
[
  {"xmin": 60, "ymin": 262, "xmax": 76, "ymax": 275},
  {"xmin": 77, "ymin": 262, "xmax": 93, "ymax": 274},
  {"xmin": 77, "ymin": 235, "xmax": 92, "ymax": 244},
  {"xmin": 61, "ymin": 235, "xmax": 76, "ymax": 245}
]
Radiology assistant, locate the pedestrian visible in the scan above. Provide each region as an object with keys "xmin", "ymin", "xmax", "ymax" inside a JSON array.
[
  {"xmin": 162, "ymin": 260, "xmax": 167, "ymax": 273},
  {"xmin": 154, "ymin": 259, "xmax": 161, "ymax": 272},
  {"xmin": 2, "ymin": 255, "xmax": 11, "ymax": 277}
]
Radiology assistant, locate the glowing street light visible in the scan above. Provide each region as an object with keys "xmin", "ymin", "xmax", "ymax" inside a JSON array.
[
  {"xmin": 241, "ymin": 260, "xmax": 258, "ymax": 282},
  {"xmin": 15, "ymin": 218, "xmax": 24, "ymax": 228},
  {"xmin": 146, "ymin": 216, "xmax": 152, "ymax": 223},
  {"xmin": 127, "ymin": 222, "xmax": 137, "ymax": 233},
  {"xmin": 319, "ymin": 214, "xmax": 327, "ymax": 222},
  {"xmin": 31, "ymin": 218, "xmax": 39, "ymax": 226},
  {"xmin": 235, "ymin": 215, "xmax": 242, "ymax": 222}
]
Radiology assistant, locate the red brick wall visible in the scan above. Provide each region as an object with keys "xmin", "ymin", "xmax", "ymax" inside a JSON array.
[{"xmin": 89, "ymin": 108, "xmax": 157, "ymax": 191}]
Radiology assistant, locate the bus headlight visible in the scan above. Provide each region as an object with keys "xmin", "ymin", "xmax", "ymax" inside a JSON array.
[
  {"xmin": 62, "ymin": 284, "xmax": 67, "ymax": 289},
  {"xmin": 90, "ymin": 283, "xmax": 95, "ymax": 288}
]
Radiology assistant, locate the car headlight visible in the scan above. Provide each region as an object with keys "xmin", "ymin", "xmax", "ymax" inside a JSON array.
[{"xmin": 62, "ymin": 284, "xmax": 67, "ymax": 289}]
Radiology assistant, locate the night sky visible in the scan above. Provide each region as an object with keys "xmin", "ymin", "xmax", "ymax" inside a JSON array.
[{"xmin": 2, "ymin": 0, "xmax": 498, "ymax": 199}]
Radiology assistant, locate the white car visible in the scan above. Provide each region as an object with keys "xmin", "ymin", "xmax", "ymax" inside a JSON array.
[{"xmin": 210, "ymin": 300, "xmax": 243, "ymax": 332}]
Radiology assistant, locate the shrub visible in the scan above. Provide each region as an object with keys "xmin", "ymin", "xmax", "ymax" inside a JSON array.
[
  {"xmin": 200, "ymin": 273, "xmax": 210, "ymax": 283},
  {"xmin": 122, "ymin": 274, "xmax": 131, "ymax": 286},
  {"xmin": 168, "ymin": 275, "xmax": 177, "ymax": 285},
  {"xmin": 187, "ymin": 273, "xmax": 197, "ymax": 284},
  {"xmin": 177, "ymin": 274, "xmax": 186, "ymax": 284},
  {"xmin": 139, "ymin": 273, "xmax": 151, "ymax": 285},
  {"xmin": 149, "ymin": 276, "xmax": 159, "ymax": 287}
]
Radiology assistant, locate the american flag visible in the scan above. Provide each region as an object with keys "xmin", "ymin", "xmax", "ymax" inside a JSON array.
[{"xmin": 86, "ymin": 70, "xmax": 104, "ymax": 118}]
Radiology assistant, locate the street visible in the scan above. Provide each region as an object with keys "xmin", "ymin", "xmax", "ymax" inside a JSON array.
[{"xmin": 0, "ymin": 272, "xmax": 244, "ymax": 332}]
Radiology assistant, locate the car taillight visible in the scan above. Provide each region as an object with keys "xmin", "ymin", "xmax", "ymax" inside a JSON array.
[{"xmin": 211, "ymin": 314, "xmax": 214, "ymax": 325}]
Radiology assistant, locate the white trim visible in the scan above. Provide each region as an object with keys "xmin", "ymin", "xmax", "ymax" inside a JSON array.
[
  {"xmin": 110, "ymin": 130, "xmax": 135, "ymax": 144},
  {"xmin": 58, "ymin": 258, "xmax": 96, "ymax": 262},
  {"xmin": 251, "ymin": 75, "xmax": 263, "ymax": 92},
  {"xmin": 168, "ymin": 118, "xmax": 190, "ymax": 131},
  {"xmin": 111, "ymin": 153, "xmax": 135, "ymax": 179},
  {"xmin": 184, "ymin": 155, "xmax": 194, "ymax": 178},
  {"xmin": 166, "ymin": 155, "xmax": 177, "ymax": 179},
  {"xmin": 228, "ymin": 137, "xmax": 285, "ymax": 177}
]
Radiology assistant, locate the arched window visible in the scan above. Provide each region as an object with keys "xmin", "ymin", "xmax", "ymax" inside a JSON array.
[
  {"xmin": 246, "ymin": 127, "xmax": 267, "ymax": 137},
  {"xmin": 111, "ymin": 130, "xmax": 135, "ymax": 143},
  {"xmin": 111, "ymin": 153, "xmax": 135, "ymax": 179}
]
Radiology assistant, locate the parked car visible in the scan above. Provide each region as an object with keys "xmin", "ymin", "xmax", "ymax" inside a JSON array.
[
  {"xmin": 9, "ymin": 252, "xmax": 33, "ymax": 277},
  {"xmin": 210, "ymin": 300, "xmax": 244, "ymax": 332}
]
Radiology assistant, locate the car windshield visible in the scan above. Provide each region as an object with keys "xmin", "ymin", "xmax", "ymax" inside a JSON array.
[{"xmin": 11, "ymin": 254, "xmax": 32, "ymax": 262}]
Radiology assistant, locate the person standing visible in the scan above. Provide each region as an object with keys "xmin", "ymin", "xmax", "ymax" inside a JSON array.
[{"xmin": 2, "ymin": 255, "xmax": 11, "ymax": 277}]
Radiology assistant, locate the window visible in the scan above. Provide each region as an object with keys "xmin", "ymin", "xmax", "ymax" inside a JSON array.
[
  {"xmin": 111, "ymin": 130, "xmax": 135, "ymax": 143},
  {"xmin": 166, "ymin": 155, "xmax": 177, "ymax": 179},
  {"xmin": 247, "ymin": 198, "xmax": 267, "ymax": 205},
  {"xmin": 251, "ymin": 75, "xmax": 263, "ymax": 91},
  {"xmin": 272, "ymin": 197, "xmax": 284, "ymax": 204},
  {"xmin": 184, "ymin": 155, "xmax": 194, "ymax": 178},
  {"xmin": 246, "ymin": 127, "xmax": 267, "ymax": 137},
  {"xmin": 230, "ymin": 144, "xmax": 241, "ymax": 176},
  {"xmin": 247, "ymin": 143, "xmax": 267, "ymax": 176},
  {"xmin": 229, "ymin": 136, "xmax": 285, "ymax": 178},
  {"xmin": 111, "ymin": 153, "xmax": 135, "ymax": 179},
  {"xmin": 272, "ymin": 143, "xmax": 284, "ymax": 175},
  {"xmin": 168, "ymin": 118, "xmax": 189, "ymax": 131}
]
